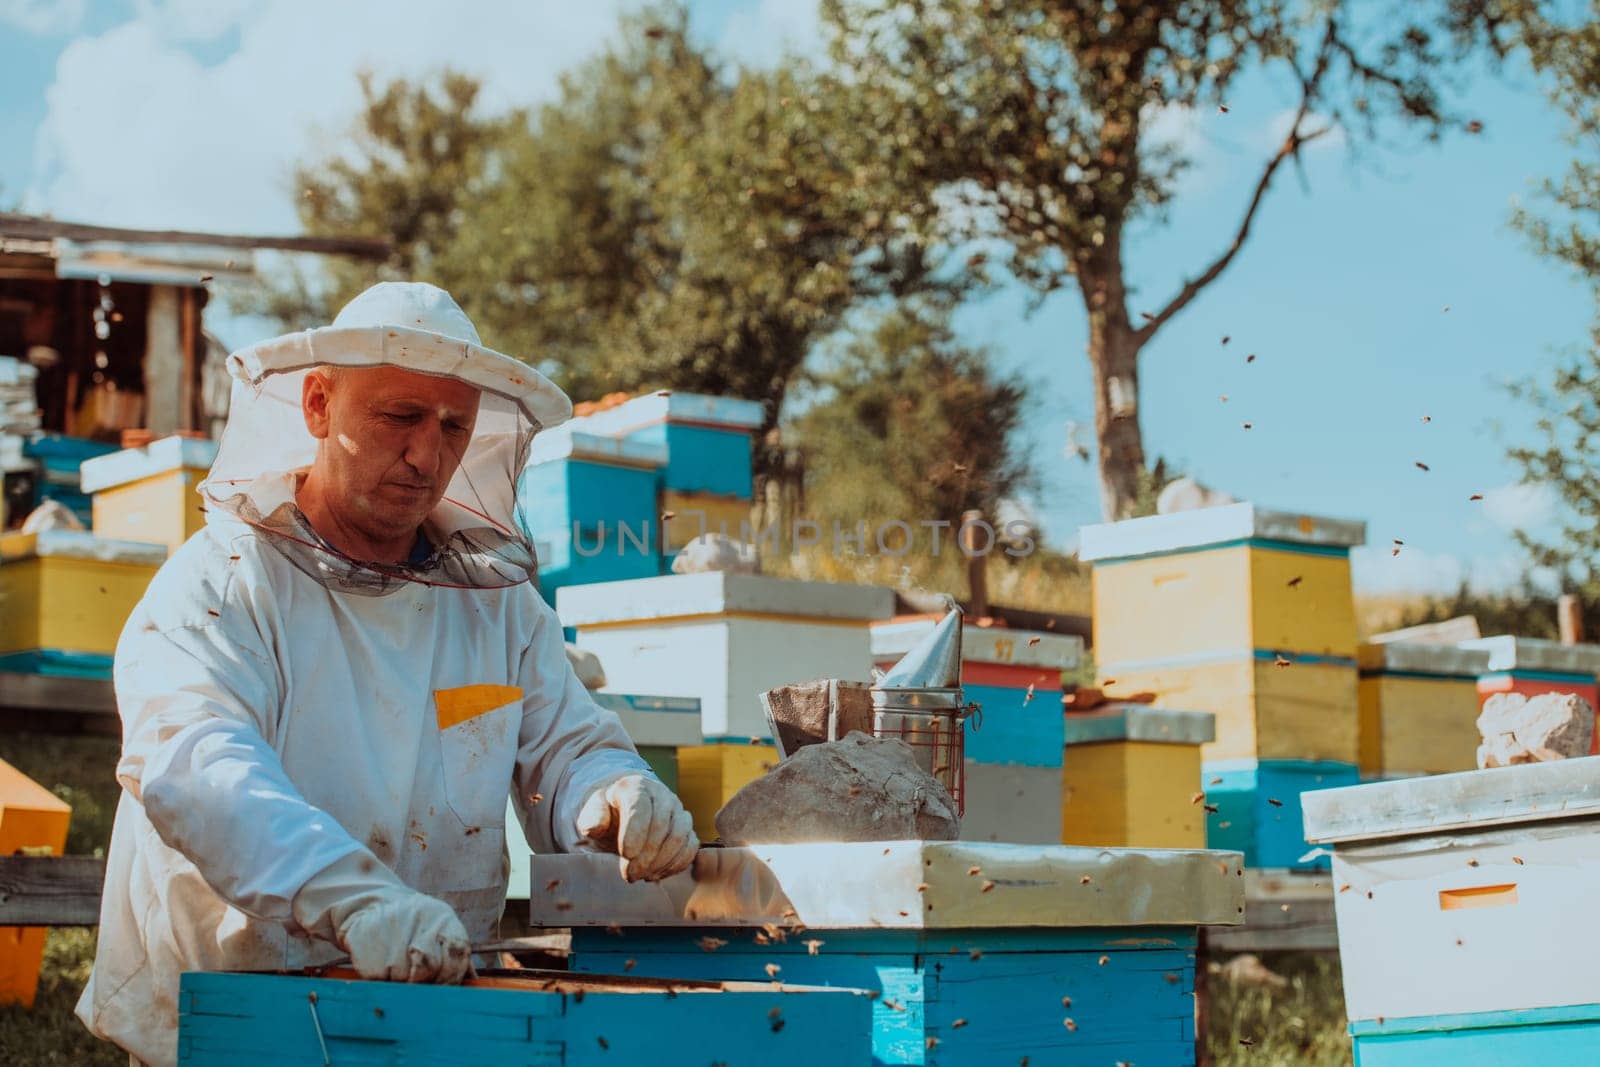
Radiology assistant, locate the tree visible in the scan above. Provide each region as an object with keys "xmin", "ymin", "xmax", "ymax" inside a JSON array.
[
  {"xmin": 1504, "ymin": 6, "xmax": 1600, "ymax": 610},
  {"xmin": 791, "ymin": 301, "xmax": 1034, "ymax": 534},
  {"xmin": 1397, "ymin": 582, "xmax": 1562, "ymax": 641},
  {"xmin": 776, "ymin": 300, "xmax": 1093, "ymax": 608},
  {"xmin": 254, "ymin": 71, "xmax": 525, "ymax": 332},
  {"xmin": 821, "ymin": 0, "xmax": 1522, "ymax": 518},
  {"xmin": 269, "ymin": 6, "xmax": 965, "ymax": 468}
]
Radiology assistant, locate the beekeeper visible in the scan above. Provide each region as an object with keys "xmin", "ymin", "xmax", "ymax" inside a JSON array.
[{"xmin": 78, "ymin": 282, "xmax": 699, "ymax": 1066}]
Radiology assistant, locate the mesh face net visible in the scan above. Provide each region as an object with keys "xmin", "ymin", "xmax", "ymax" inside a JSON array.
[{"xmin": 202, "ymin": 337, "xmax": 564, "ymax": 596}]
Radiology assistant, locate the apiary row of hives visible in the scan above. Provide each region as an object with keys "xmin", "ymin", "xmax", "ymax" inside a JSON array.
[{"xmin": 1078, "ymin": 501, "xmax": 1600, "ymax": 869}]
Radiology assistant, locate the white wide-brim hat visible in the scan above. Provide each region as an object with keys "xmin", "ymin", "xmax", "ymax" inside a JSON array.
[
  {"xmin": 225, "ymin": 281, "xmax": 572, "ymax": 429},
  {"xmin": 203, "ymin": 282, "xmax": 569, "ymax": 593}
]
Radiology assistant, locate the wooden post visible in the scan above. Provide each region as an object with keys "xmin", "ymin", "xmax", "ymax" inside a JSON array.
[
  {"xmin": 180, "ymin": 286, "xmax": 200, "ymax": 431},
  {"xmin": 961, "ymin": 508, "xmax": 988, "ymax": 619},
  {"xmin": 1559, "ymin": 594, "xmax": 1583, "ymax": 646},
  {"xmin": 143, "ymin": 284, "xmax": 182, "ymax": 435}
]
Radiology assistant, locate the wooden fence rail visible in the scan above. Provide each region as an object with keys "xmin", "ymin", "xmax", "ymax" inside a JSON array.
[{"xmin": 0, "ymin": 855, "xmax": 106, "ymax": 926}]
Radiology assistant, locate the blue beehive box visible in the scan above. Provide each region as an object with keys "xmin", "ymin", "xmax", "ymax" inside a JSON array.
[
  {"xmin": 1205, "ymin": 758, "xmax": 1360, "ymax": 868},
  {"xmin": 178, "ymin": 970, "xmax": 873, "ymax": 1066},
  {"xmin": 532, "ymin": 841, "xmax": 1247, "ymax": 1066},
  {"xmin": 518, "ymin": 431, "xmax": 668, "ymax": 605},
  {"xmin": 566, "ymin": 392, "xmax": 763, "ymax": 499},
  {"xmin": 23, "ymin": 434, "xmax": 118, "ymax": 527},
  {"xmin": 0, "ymin": 649, "xmax": 113, "ymax": 679}
]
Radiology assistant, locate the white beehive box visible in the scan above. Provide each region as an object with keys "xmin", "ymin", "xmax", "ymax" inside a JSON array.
[
  {"xmin": 557, "ymin": 572, "xmax": 894, "ymax": 738},
  {"xmin": 1303, "ymin": 757, "xmax": 1600, "ymax": 1024}
]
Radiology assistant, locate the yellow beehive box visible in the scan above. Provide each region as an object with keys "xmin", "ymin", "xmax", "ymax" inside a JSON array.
[
  {"xmin": 1101, "ymin": 652, "xmax": 1360, "ymax": 763},
  {"xmin": 0, "ymin": 530, "xmax": 166, "ymax": 656},
  {"xmin": 0, "ymin": 758, "xmax": 71, "ymax": 1008},
  {"xmin": 1357, "ymin": 642, "xmax": 1492, "ymax": 776},
  {"xmin": 660, "ymin": 489, "xmax": 754, "ymax": 552},
  {"xmin": 675, "ymin": 741, "xmax": 779, "ymax": 840},
  {"xmin": 1081, "ymin": 503, "xmax": 1365, "ymax": 667},
  {"xmin": 80, "ymin": 435, "xmax": 217, "ymax": 557},
  {"xmin": 1061, "ymin": 705, "xmax": 1215, "ymax": 848}
]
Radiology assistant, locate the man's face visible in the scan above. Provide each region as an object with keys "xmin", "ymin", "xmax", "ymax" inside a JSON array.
[{"xmin": 302, "ymin": 365, "xmax": 483, "ymax": 543}]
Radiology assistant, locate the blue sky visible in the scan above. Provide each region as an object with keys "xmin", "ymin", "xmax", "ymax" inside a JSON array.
[{"xmin": 1, "ymin": 0, "xmax": 1591, "ymax": 595}]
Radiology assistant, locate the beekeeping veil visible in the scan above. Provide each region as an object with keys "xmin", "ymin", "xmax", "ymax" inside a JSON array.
[{"xmin": 201, "ymin": 282, "xmax": 571, "ymax": 594}]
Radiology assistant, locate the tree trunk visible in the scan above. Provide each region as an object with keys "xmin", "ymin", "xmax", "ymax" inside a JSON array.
[{"xmin": 1081, "ymin": 249, "xmax": 1147, "ymax": 521}]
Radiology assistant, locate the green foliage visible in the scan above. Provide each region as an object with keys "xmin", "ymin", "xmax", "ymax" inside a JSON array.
[
  {"xmin": 792, "ymin": 301, "xmax": 1033, "ymax": 533},
  {"xmin": 1397, "ymin": 582, "xmax": 1562, "ymax": 638},
  {"xmin": 822, "ymin": 0, "xmax": 1512, "ymax": 286},
  {"xmin": 1513, "ymin": 7, "xmax": 1600, "ymax": 281},
  {"xmin": 267, "ymin": 5, "xmax": 965, "ymax": 453},
  {"xmin": 1504, "ymin": 333, "xmax": 1600, "ymax": 598},
  {"xmin": 1505, "ymin": 7, "xmax": 1600, "ymax": 600},
  {"xmin": 819, "ymin": 0, "xmax": 1521, "ymax": 516}
]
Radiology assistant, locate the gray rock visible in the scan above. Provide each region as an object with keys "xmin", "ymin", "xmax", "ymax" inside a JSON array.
[
  {"xmin": 1476, "ymin": 691, "xmax": 1595, "ymax": 768},
  {"xmin": 21, "ymin": 498, "xmax": 84, "ymax": 533},
  {"xmin": 670, "ymin": 532, "xmax": 759, "ymax": 574},
  {"xmin": 714, "ymin": 732, "xmax": 961, "ymax": 844}
]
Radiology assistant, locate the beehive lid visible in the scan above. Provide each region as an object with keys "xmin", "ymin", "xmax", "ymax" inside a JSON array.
[
  {"xmin": 1303, "ymin": 755, "xmax": 1600, "ymax": 844},
  {"xmin": 1458, "ymin": 635, "xmax": 1600, "ymax": 676},
  {"xmin": 0, "ymin": 758, "xmax": 71, "ymax": 815},
  {"xmin": 79, "ymin": 435, "xmax": 218, "ymax": 494},
  {"xmin": 871, "ymin": 618, "xmax": 1083, "ymax": 671},
  {"xmin": 1078, "ymin": 502, "xmax": 1366, "ymax": 562},
  {"xmin": 525, "ymin": 429, "xmax": 667, "ymax": 470},
  {"xmin": 0, "ymin": 529, "xmax": 167, "ymax": 565},
  {"xmin": 557, "ymin": 572, "xmax": 895, "ymax": 628},
  {"xmin": 528, "ymin": 841, "xmax": 1245, "ymax": 929},
  {"xmin": 1063, "ymin": 705, "xmax": 1216, "ymax": 746},
  {"xmin": 567, "ymin": 392, "xmax": 765, "ymax": 437},
  {"xmin": 1356, "ymin": 642, "xmax": 1492, "ymax": 677}
]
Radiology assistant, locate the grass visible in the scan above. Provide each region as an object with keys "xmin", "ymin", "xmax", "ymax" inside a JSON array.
[
  {"xmin": 0, "ymin": 733, "xmax": 124, "ymax": 1063},
  {"xmin": 1206, "ymin": 953, "xmax": 1353, "ymax": 1067},
  {"xmin": 0, "ymin": 928, "xmax": 123, "ymax": 1066}
]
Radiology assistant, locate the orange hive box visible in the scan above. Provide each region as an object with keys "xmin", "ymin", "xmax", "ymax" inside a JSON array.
[{"xmin": 0, "ymin": 758, "xmax": 71, "ymax": 1008}]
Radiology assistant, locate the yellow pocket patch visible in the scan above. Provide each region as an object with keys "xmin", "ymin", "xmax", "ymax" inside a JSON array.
[{"xmin": 434, "ymin": 685, "xmax": 523, "ymax": 730}]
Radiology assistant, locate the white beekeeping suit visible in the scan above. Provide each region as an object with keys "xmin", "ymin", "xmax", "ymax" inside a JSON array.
[{"xmin": 78, "ymin": 283, "xmax": 694, "ymax": 1066}]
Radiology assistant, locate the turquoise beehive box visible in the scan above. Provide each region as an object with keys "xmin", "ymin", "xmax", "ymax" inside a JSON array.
[{"xmin": 518, "ymin": 430, "xmax": 667, "ymax": 605}]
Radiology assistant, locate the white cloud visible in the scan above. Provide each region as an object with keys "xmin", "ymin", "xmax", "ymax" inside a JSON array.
[
  {"xmin": 1480, "ymin": 481, "xmax": 1558, "ymax": 534},
  {"xmin": 0, "ymin": 0, "xmax": 87, "ymax": 35},
  {"xmin": 133, "ymin": 0, "xmax": 264, "ymax": 43},
  {"xmin": 717, "ymin": 0, "xmax": 824, "ymax": 69},
  {"xmin": 1352, "ymin": 544, "xmax": 1465, "ymax": 596},
  {"xmin": 1352, "ymin": 544, "xmax": 1554, "ymax": 597},
  {"xmin": 27, "ymin": 0, "xmax": 632, "ymax": 233}
]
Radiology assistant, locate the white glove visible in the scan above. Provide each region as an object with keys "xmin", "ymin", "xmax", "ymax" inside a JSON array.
[
  {"xmin": 292, "ymin": 852, "xmax": 471, "ymax": 984},
  {"xmin": 574, "ymin": 773, "xmax": 699, "ymax": 883}
]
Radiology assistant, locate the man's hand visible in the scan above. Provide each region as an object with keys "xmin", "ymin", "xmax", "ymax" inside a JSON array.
[
  {"xmin": 340, "ymin": 888, "xmax": 472, "ymax": 984},
  {"xmin": 293, "ymin": 852, "xmax": 471, "ymax": 984},
  {"xmin": 574, "ymin": 774, "xmax": 699, "ymax": 882}
]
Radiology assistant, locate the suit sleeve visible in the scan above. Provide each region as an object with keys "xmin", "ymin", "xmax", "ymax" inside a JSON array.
[
  {"xmin": 115, "ymin": 591, "xmax": 366, "ymax": 923},
  {"xmin": 509, "ymin": 596, "xmax": 654, "ymax": 855}
]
